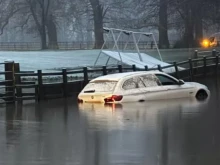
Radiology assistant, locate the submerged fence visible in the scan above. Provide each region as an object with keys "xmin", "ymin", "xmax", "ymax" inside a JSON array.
[{"xmin": 0, "ymin": 49, "xmax": 220, "ymax": 105}]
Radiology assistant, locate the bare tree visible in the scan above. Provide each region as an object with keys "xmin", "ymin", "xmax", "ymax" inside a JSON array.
[
  {"xmin": 0, "ymin": 0, "xmax": 20, "ymax": 35},
  {"xmin": 11, "ymin": 0, "xmax": 67, "ymax": 49}
]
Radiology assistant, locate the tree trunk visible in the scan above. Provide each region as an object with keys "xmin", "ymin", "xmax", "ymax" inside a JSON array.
[
  {"xmin": 40, "ymin": 31, "xmax": 47, "ymax": 49},
  {"xmin": 29, "ymin": 0, "xmax": 47, "ymax": 49},
  {"xmin": 89, "ymin": 0, "xmax": 104, "ymax": 49},
  {"xmin": 41, "ymin": 1, "xmax": 47, "ymax": 50},
  {"xmin": 195, "ymin": 15, "xmax": 203, "ymax": 47},
  {"xmin": 183, "ymin": 5, "xmax": 194, "ymax": 48},
  {"xmin": 46, "ymin": 15, "xmax": 59, "ymax": 49},
  {"xmin": 159, "ymin": 0, "xmax": 169, "ymax": 49},
  {"xmin": 194, "ymin": 5, "xmax": 203, "ymax": 47}
]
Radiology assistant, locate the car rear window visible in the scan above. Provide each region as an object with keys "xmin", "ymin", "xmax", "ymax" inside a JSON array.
[{"xmin": 83, "ymin": 81, "xmax": 117, "ymax": 93}]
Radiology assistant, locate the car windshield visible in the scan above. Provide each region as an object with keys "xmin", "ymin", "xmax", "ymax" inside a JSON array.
[{"xmin": 83, "ymin": 81, "xmax": 117, "ymax": 93}]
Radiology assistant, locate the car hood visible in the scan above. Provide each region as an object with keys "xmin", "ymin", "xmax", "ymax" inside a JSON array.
[{"xmin": 184, "ymin": 82, "xmax": 208, "ymax": 89}]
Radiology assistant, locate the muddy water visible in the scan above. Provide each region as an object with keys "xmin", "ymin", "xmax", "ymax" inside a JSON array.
[{"xmin": 0, "ymin": 77, "xmax": 220, "ymax": 165}]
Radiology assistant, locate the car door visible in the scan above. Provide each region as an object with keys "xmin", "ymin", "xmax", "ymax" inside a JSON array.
[
  {"xmin": 155, "ymin": 74, "xmax": 194, "ymax": 99},
  {"xmin": 140, "ymin": 74, "xmax": 169, "ymax": 100},
  {"xmin": 121, "ymin": 76, "xmax": 148, "ymax": 102}
]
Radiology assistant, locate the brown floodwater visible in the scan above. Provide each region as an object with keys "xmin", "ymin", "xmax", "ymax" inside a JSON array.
[{"xmin": 0, "ymin": 77, "xmax": 220, "ymax": 165}]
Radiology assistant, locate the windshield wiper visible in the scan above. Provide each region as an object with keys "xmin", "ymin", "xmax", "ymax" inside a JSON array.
[{"xmin": 84, "ymin": 90, "xmax": 95, "ymax": 93}]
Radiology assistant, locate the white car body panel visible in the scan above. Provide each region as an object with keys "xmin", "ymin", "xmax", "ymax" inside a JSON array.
[{"xmin": 78, "ymin": 71, "xmax": 210, "ymax": 103}]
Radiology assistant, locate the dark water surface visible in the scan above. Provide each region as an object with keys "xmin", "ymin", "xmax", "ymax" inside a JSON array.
[{"xmin": 1, "ymin": 78, "xmax": 220, "ymax": 165}]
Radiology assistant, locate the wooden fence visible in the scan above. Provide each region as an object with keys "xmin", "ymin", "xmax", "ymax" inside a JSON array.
[
  {"xmin": 0, "ymin": 52, "xmax": 220, "ymax": 105},
  {"xmin": 0, "ymin": 41, "xmax": 163, "ymax": 51},
  {"xmin": 0, "ymin": 62, "xmax": 15, "ymax": 104}
]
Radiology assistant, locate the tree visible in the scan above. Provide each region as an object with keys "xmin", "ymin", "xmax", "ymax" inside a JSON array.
[
  {"xmin": 46, "ymin": 14, "xmax": 58, "ymax": 49},
  {"xmin": 0, "ymin": 0, "xmax": 20, "ymax": 35},
  {"xmin": 89, "ymin": 0, "xmax": 105, "ymax": 49},
  {"xmin": 10, "ymin": 0, "xmax": 65, "ymax": 49},
  {"xmin": 169, "ymin": 0, "xmax": 203, "ymax": 47},
  {"xmin": 24, "ymin": 0, "xmax": 50, "ymax": 49},
  {"xmin": 159, "ymin": 0, "xmax": 169, "ymax": 48}
]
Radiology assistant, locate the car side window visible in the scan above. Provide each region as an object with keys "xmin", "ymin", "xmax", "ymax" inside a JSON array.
[
  {"xmin": 122, "ymin": 78, "xmax": 137, "ymax": 90},
  {"xmin": 155, "ymin": 74, "xmax": 178, "ymax": 86},
  {"xmin": 140, "ymin": 74, "xmax": 160, "ymax": 87},
  {"xmin": 122, "ymin": 76, "xmax": 145, "ymax": 90}
]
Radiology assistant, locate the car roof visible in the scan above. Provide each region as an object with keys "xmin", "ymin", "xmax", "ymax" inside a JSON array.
[{"xmin": 90, "ymin": 71, "xmax": 162, "ymax": 82}]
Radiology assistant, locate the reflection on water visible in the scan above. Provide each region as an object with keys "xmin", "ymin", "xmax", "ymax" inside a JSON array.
[{"xmin": 0, "ymin": 77, "xmax": 219, "ymax": 165}]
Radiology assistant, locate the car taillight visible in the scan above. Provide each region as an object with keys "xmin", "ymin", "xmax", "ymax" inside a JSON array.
[
  {"xmin": 78, "ymin": 98, "xmax": 83, "ymax": 103},
  {"xmin": 104, "ymin": 95, "xmax": 123, "ymax": 103}
]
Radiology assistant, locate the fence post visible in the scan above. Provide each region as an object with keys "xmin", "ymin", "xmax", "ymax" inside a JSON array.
[
  {"xmin": 212, "ymin": 49, "xmax": 217, "ymax": 64},
  {"xmin": 102, "ymin": 66, "xmax": 107, "ymax": 75},
  {"xmin": 203, "ymin": 56, "xmax": 207, "ymax": 77},
  {"xmin": 14, "ymin": 63, "xmax": 22, "ymax": 101},
  {"xmin": 212, "ymin": 49, "xmax": 217, "ymax": 57},
  {"xmin": 37, "ymin": 70, "xmax": 43, "ymax": 101},
  {"xmin": 158, "ymin": 65, "xmax": 162, "ymax": 72},
  {"xmin": 216, "ymin": 55, "xmax": 219, "ymax": 76},
  {"xmin": 151, "ymin": 41, "xmax": 153, "ymax": 49},
  {"xmin": 189, "ymin": 58, "xmax": 193, "ymax": 81},
  {"xmin": 118, "ymin": 65, "xmax": 123, "ymax": 73},
  {"xmin": 83, "ymin": 67, "xmax": 88, "ymax": 85},
  {"xmin": 62, "ymin": 69, "xmax": 68, "ymax": 98},
  {"xmin": 132, "ymin": 65, "xmax": 136, "ymax": 71},
  {"xmin": 4, "ymin": 61, "xmax": 15, "ymax": 104},
  {"xmin": 194, "ymin": 50, "xmax": 198, "ymax": 59},
  {"xmin": 145, "ymin": 65, "xmax": 148, "ymax": 71},
  {"xmin": 173, "ymin": 62, "xmax": 179, "ymax": 79},
  {"xmin": 194, "ymin": 50, "xmax": 198, "ymax": 70}
]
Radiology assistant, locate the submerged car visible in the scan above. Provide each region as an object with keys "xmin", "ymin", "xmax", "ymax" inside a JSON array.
[{"xmin": 77, "ymin": 71, "xmax": 210, "ymax": 103}]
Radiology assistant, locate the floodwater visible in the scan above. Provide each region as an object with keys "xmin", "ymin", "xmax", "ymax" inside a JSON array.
[
  {"xmin": 0, "ymin": 77, "xmax": 220, "ymax": 165},
  {"xmin": 0, "ymin": 49, "xmax": 196, "ymax": 72}
]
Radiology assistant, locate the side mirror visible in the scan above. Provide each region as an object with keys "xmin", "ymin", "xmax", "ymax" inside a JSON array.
[{"xmin": 178, "ymin": 79, "xmax": 185, "ymax": 85}]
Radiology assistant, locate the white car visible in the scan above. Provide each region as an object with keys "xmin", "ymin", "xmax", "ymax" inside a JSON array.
[{"xmin": 77, "ymin": 71, "xmax": 210, "ymax": 103}]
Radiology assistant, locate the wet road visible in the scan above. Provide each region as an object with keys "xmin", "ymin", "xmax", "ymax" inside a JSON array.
[{"xmin": 0, "ymin": 77, "xmax": 220, "ymax": 165}]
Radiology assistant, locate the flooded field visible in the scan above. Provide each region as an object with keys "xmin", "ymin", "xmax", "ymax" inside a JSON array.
[
  {"xmin": 0, "ymin": 49, "xmax": 199, "ymax": 72},
  {"xmin": 0, "ymin": 77, "xmax": 220, "ymax": 165}
]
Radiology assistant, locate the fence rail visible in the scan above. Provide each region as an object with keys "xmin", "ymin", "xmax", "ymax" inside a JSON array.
[{"xmin": 0, "ymin": 41, "xmax": 171, "ymax": 51}]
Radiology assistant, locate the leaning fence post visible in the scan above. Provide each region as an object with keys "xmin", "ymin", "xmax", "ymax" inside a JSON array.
[
  {"xmin": 189, "ymin": 58, "xmax": 193, "ymax": 81},
  {"xmin": 118, "ymin": 65, "xmax": 123, "ymax": 73},
  {"xmin": 37, "ymin": 70, "xmax": 43, "ymax": 101},
  {"xmin": 102, "ymin": 66, "xmax": 107, "ymax": 75},
  {"xmin": 173, "ymin": 62, "xmax": 179, "ymax": 79},
  {"xmin": 62, "ymin": 68, "xmax": 68, "ymax": 98},
  {"xmin": 203, "ymin": 56, "xmax": 207, "ymax": 77},
  {"xmin": 4, "ymin": 61, "xmax": 15, "ymax": 104},
  {"xmin": 132, "ymin": 65, "xmax": 136, "ymax": 71},
  {"xmin": 83, "ymin": 67, "xmax": 88, "ymax": 85}
]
